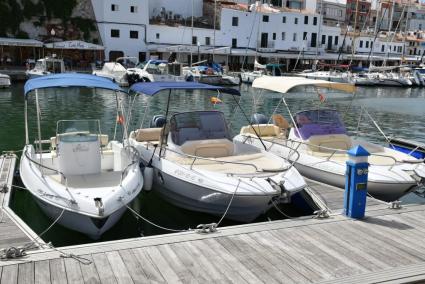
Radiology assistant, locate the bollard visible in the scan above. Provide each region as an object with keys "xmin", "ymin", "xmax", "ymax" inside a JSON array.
[{"xmin": 344, "ymin": 145, "xmax": 370, "ymax": 219}]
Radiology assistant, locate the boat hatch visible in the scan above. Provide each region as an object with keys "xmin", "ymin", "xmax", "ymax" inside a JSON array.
[
  {"xmin": 294, "ymin": 109, "xmax": 347, "ymax": 140},
  {"xmin": 170, "ymin": 111, "xmax": 231, "ymax": 146}
]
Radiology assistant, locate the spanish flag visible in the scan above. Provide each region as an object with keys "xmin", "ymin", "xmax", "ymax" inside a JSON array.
[{"xmin": 210, "ymin": 96, "xmax": 222, "ymax": 105}]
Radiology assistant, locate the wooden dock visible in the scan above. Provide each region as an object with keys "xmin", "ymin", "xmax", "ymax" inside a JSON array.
[
  {"xmin": 0, "ymin": 154, "xmax": 41, "ymax": 252},
  {"xmin": 1, "ymin": 175, "xmax": 425, "ymax": 283}
]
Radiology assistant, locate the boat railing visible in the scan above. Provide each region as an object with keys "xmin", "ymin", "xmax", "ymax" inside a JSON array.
[{"xmin": 120, "ymin": 145, "xmax": 140, "ymax": 185}]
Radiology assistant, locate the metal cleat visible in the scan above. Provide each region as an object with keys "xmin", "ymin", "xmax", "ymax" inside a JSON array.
[
  {"xmin": 0, "ymin": 184, "xmax": 8, "ymax": 193},
  {"xmin": 196, "ymin": 223, "xmax": 217, "ymax": 234},
  {"xmin": 388, "ymin": 200, "xmax": 402, "ymax": 209}
]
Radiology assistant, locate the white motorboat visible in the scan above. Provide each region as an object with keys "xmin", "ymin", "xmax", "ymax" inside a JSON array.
[
  {"xmin": 240, "ymin": 60, "xmax": 267, "ymax": 84},
  {"xmin": 20, "ymin": 74, "xmax": 143, "ymax": 239},
  {"xmin": 128, "ymin": 82, "xmax": 306, "ymax": 222},
  {"xmin": 295, "ymin": 70, "xmax": 352, "ymax": 84},
  {"xmin": 126, "ymin": 60, "xmax": 186, "ymax": 85},
  {"xmin": 93, "ymin": 61, "xmax": 128, "ymax": 87},
  {"xmin": 183, "ymin": 65, "xmax": 240, "ymax": 86},
  {"xmin": 234, "ymin": 76, "xmax": 425, "ymax": 202},
  {"xmin": 0, "ymin": 73, "xmax": 11, "ymax": 88},
  {"xmin": 26, "ymin": 57, "xmax": 65, "ymax": 79}
]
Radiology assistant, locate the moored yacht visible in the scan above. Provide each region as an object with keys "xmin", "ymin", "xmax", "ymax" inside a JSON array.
[
  {"xmin": 128, "ymin": 82, "xmax": 307, "ymax": 222},
  {"xmin": 20, "ymin": 74, "xmax": 143, "ymax": 239},
  {"xmin": 0, "ymin": 73, "xmax": 11, "ymax": 88},
  {"xmin": 26, "ymin": 56, "xmax": 65, "ymax": 79}
]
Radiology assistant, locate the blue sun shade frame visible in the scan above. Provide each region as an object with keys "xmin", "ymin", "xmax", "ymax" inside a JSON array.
[
  {"xmin": 24, "ymin": 73, "xmax": 124, "ymax": 96},
  {"xmin": 129, "ymin": 82, "xmax": 241, "ymax": 96}
]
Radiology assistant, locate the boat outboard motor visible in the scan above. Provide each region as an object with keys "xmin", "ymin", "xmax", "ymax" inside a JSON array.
[
  {"xmin": 250, "ymin": 113, "xmax": 268, "ymax": 125},
  {"xmin": 150, "ymin": 115, "xmax": 166, "ymax": 128}
]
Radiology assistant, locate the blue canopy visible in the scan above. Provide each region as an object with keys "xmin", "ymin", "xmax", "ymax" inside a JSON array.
[
  {"xmin": 129, "ymin": 82, "xmax": 241, "ymax": 96},
  {"xmin": 24, "ymin": 73, "xmax": 124, "ymax": 96}
]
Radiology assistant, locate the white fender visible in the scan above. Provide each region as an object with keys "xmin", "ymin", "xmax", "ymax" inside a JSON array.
[{"xmin": 143, "ymin": 166, "xmax": 154, "ymax": 191}]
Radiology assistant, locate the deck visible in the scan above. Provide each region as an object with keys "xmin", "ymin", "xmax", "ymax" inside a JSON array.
[
  {"xmin": 0, "ymin": 154, "xmax": 41, "ymax": 252},
  {"xmin": 1, "ymin": 175, "xmax": 425, "ymax": 283}
]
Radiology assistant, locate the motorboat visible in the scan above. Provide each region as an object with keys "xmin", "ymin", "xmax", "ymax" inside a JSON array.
[
  {"xmin": 93, "ymin": 60, "xmax": 128, "ymax": 87},
  {"xmin": 0, "ymin": 73, "xmax": 11, "ymax": 88},
  {"xmin": 20, "ymin": 74, "xmax": 143, "ymax": 239},
  {"xmin": 295, "ymin": 70, "xmax": 352, "ymax": 84},
  {"xmin": 126, "ymin": 60, "xmax": 186, "ymax": 85},
  {"xmin": 240, "ymin": 60, "xmax": 266, "ymax": 84},
  {"xmin": 234, "ymin": 76, "xmax": 425, "ymax": 202},
  {"xmin": 183, "ymin": 64, "xmax": 240, "ymax": 86},
  {"xmin": 26, "ymin": 57, "xmax": 65, "ymax": 79},
  {"xmin": 389, "ymin": 137, "xmax": 425, "ymax": 160},
  {"xmin": 128, "ymin": 82, "xmax": 307, "ymax": 222}
]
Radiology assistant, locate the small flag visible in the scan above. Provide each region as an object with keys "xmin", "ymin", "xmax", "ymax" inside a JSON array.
[
  {"xmin": 210, "ymin": 96, "xmax": 222, "ymax": 105},
  {"xmin": 116, "ymin": 114, "xmax": 125, "ymax": 125},
  {"xmin": 318, "ymin": 93, "xmax": 326, "ymax": 103}
]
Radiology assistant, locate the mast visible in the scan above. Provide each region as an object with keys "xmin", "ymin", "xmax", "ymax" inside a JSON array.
[
  {"xmin": 213, "ymin": 0, "xmax": 216, "ymax": 62},
  {"xmin": 314, "ymin": 0, "xmax": 324, "ymax": 71},
  {"xmin": 190, "ymin": 0, "xmax": 194, "ymax": 67}
]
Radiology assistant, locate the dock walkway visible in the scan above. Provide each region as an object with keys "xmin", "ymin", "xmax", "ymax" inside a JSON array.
[
  {"xmin": 1, "ymin": 176, "xmax": 425, "ymax": 283},
  {"xmin": 0, "ymin": 154, "xmax": 38, "ymax": 250}
]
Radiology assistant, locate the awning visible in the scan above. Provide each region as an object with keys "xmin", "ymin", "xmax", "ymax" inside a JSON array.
[
  {"xmin": 252, "ymin": 76, "xmax": 356, "ymax": 94},
  {"xmin": 24, "ymin": 73, "xmax": 124, "ymax": 96},
  {"xmin": 130, "ymin": 82, "xmax": 241, "ymax": 96},
  {"xmin": 44, "ymin": 40, "xmax": 104, "ymax": 50},
  {"xmin": 0, "ymin": 37, "xmax": 43, "ymax": 47}
]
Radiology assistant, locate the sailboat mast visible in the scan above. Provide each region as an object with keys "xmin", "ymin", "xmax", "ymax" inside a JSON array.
[
  {"xmin": 190, "ymin": 0, "xmax": 194, "ymax": 67},
  {"xmin": 213, "ymin": 0, "xmax": 216, "ymax": 62}
]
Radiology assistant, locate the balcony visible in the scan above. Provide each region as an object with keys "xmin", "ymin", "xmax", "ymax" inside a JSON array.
[{"xmin": 257, "ymin": 41, "xmax": 276, "ymax": 53}]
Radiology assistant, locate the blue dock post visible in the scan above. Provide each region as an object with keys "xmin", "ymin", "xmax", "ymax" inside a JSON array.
[{"xmin": 344, "ymin": 145, "xmax": 370, "ymax": 219}]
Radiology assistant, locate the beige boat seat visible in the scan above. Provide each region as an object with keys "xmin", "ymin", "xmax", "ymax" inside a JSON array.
[
  {"xmin": 240, "ymin": 124, "xmax": 282, "ymax": 139},
  {"xmin": 307, "ymin": 134, "xmax": 352, "ymax": 152},
  {"xmin": 50, "ymin": 134, "xmax": 109, "ymax": 149},
  {"xmin": 180, "ymin": 139, "xmax": 234, "ymax": 158},
  {"xmin": 135, "ymin": 128, "xmax": 162, "ymax": 142}
]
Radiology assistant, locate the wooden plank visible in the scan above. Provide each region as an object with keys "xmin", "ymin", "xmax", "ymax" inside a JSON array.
[
  {"xmin": 49, "ymin": 258, "xmax": 67, "ymax": 284},
  {"xmin": 105, "ymin": 251, "xmax": 134, "ymax": 284},
  {"xmin": 1, "ymin": 264, "xmax": 18, "ymax": 284},
  {"xmin": 168, "ymin": 243, "xmax": 210, "ymax": 282},
  {"xmin": 190, "ymin": 238, "xmax": 247, "ymax": 283},
  {"xmin": 131, "ymin": 248, "xmax": 166, "ymax": 283},
  {"xmin": 63, "ymin": 258, "xmax": 84, "ymax": 284},
  {"xmin": 77, "ymin": 255, "xmax": 100, "ymax": 284},
  {"xmin": 156, "ymin": 244, "xmax": 196, "ymax": 283},
  {"xmin": 34, "ymin": 260, "xmax": 51, "ymax": 284},
  {"xmin": 180, "ymin": 241, "xmax": 231, "ymax": 283},
  {"xmin": 143, "ymin": 246, "xmax": 182, "ymax": 283},
  {"xmin": 18, "ymin": 262, "xmax": 34, "ymax": 284},
  {"xmin": 91, "ymin": 253, "xmax": 117, "ymax": 284},
  {"xmin": 250, "ymin": 231, "xmax": 326, "ymax": 282},
  {"xmin": 117, "ymin": 249, "xmax": 148, "ymax": 284}
]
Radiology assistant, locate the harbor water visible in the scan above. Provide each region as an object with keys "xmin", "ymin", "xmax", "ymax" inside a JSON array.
[{"xmin": 1, "ymin": 83, "xmax": 424, "ymax": 246}]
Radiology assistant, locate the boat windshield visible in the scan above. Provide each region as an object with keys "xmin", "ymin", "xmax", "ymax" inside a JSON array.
[
  {"xmin": 56, "ymin": 119, "xmax": 101, "ymax": 142},
  {"xmin": 294, "ymin": 109, "xmax": 347, "ymax": 140},
  {"xmin": 170, "ymin": 111, "xmax": 231, "ymax": 145}
]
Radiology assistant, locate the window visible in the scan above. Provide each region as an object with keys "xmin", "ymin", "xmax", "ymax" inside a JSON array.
[
  {"xmin": 232, "ymin": 17, "xmax": 238, "ymax": 26},
  {"xmin": 273, "ymin": 33, "xmax": 276, "ymax": 40},
  {"xmin": 311, "ymin": 33, "xmax": 317, "ymax": 47},
  {"xmin": 359, "ymin": 40, "xmax": 363, "ymax": 48},
  {"xmin": 294, "ymin": 17, "xmax": 298, "ymax": 24},
  {"xmin": 334, "ymin": 36, "xmax": 338, "ymax": 45},
  {"xmin": 303, "ymin": 32, "xmax": 307, "ymax": 40},
  {"xmin": 156, "ymin": 33, "xmax": 160, "ymax": 39},
  {"xmin": 293, "ymin": 33, "xmax": 297, "ymax": 41},
  {"xmin": 381, "ymin": 45, "xmax": 385, "ymax": 52},
  {"xmin": 111, "ymin": 4, "xmax": 119, "ymax": 11},
  {"xmin": 282, "ymin": 32, "xmax": 286, "ymax": 40},
  {"xmin": 130, "ymin": 30, "xmax": 138, "ymax": 39},
  {"xmin": 263, "ymin": 15, "xmax": 269, "ymax": 22},
  {"xmin": 111, "ymin": 29, "xmax": 120, "ymax": 38},
  {"xmin": 130, "ymin": 6, "xmax": 137, "ymax": 13},
  {"xmin": 365, "ymin": 41, "xmax": 369, "ymax": 48},
  {"xmin": 304, "ymin": 15, "xmax": 308, "ymax": 25},
  {"xmin": 192, "ymin": 36, "xmax": 197, "ymax": 45},
  {"xmin": 393, "ymin": 45, "xmax": 396, "ymax": 51},
  {"xmin": 371, "ymin": 42, "xmax": 373, "ymax": 48},
  {"xmin": 282, "ymin": 16, "xmax": 286, "ymax": 23},
  {"xmin": 232, "ymin": 38, "xmax": 237, "ymax": 48},
  {"xmin": 205, "ymin": 37, "xmax": 210, "ymax": 45},
  {"xmin": 322, "ymin": 35, "xmax": 326, "ymax": 44},
  {"xmin": 313, "ymin": 17, "xmax": 317, "ymax": 26}
]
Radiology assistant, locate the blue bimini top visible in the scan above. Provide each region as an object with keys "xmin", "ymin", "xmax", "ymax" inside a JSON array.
[
  {"xmin": 24, "ymin": 73, "xmax": 124, "ymax": 96},
  {"xmin": 129, "ymin": 81, "xmax": 241, "ymax": 96}
]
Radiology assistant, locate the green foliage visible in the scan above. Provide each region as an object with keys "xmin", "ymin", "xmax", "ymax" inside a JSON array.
[{"xmin": 71, "ymin": 17, "xmax": 96, "ymax": 40}]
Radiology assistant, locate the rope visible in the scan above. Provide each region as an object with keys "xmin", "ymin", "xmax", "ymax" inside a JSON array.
[
  {"xmin": 216, "ymin": 179, "xmax": 240, "ymax": 227},
  {"xmin": 270, "ymin": 198, "xmax": 295, "ymax": 219}
]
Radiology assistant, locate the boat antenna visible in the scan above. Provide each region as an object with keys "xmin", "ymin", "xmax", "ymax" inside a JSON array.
[{"xmin": 230, "ymin": 94, "xmax": 267, "ymax": 150}]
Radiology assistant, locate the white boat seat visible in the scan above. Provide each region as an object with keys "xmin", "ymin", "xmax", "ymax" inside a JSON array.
[
  {"xmin": 240, "ymin": 124, "xmax": 283, "ymax": 138},
  {"xmin": 135, "ymin": 128, "xmax": 162, "ymax": 142},
  {"xmin": 51, "ymin": 134, "xmax": 109, "ymax": 149},
  {"xmin": 308, "ymin": 134, "xmax": 352, "ymax": 152},
  {"xmin": 180, "ymin": 139, "xmax": 234, "ymax": 158}
]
